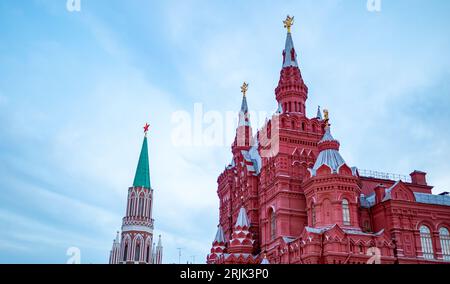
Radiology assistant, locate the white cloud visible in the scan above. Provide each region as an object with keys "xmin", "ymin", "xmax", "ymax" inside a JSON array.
[{"xmin": 0, "ymin": 208, "xmax": 110, "ymax": 261}]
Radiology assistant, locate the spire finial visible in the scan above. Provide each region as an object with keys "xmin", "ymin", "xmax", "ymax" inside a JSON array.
[
  {"xmin": 283, "ymin": 15, "xmax": 294, "ymax": 33},
  {"xmin": 323, "ymin": 109, "xmax": 330, "ymax": 127},
  {"xmin": 133, "ymin": 125, "xmax": 151, "ymax": 188},
  {"xmin": 323, "ymin": 109, "xmax": 329, "ymax": 121},
  {"xmin": 316, "ymin": 106, "xmax": 323, "ymax": 120},
  {"xmin": 241, "ymin": 82, "xmax": 249, "ymax": 97},
  {"xmin": 143, "ymin": 123, "xmax": 150, "ymax": 137}
]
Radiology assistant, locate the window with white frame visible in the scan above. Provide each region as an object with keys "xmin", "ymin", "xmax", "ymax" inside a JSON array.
[
  {"xmin": 342, "ymin": 199, "xmax": 350, "ymax": 226},
  {"xmin": 439, "ymin": 227, "xmax": 450, "ymax": 261},
  {"xmin": 420, "ymin": 225, "xmax": 434, "ymax": 260}
]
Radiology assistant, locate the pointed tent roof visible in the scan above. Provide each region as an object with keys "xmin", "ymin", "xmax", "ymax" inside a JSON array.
[
  {"xmin": 235, "ymin": 206, "xmax": 250, "ymax": 228},
  {"xmin": 240, "ymin": 95, "xmax": 249, "ymax": 114},
  {"xmin": 276, "ymin": 103, "xmax": 283, "ymax": 114},
  {"xmin": 133, "ymin": 136, "xmax": 151, "ymax": 188},
  {"xmin": 152, "ymin": 242, "xmax": 156, "ymax": 259},
  {"xmin": 313, "ymin": 126, "xmax": 346, "ymax": 172},
  {"xmin": 214, "ymin": 225, "xmax": 226, "ymax": 243},
  {"xmin": 316, "ymin": 106, "xmax": 323, "ymax": 120},
  {"xmin": 238, "ymin": 90, "xmax": 251, "ymax": 127},
  {"xmin": 114, "ymin": 231, "xmax": 120, "ymax": 244},
  {"xmin": 319, "ymin": 126, "xmax": 336, "ymax": 143},
  {"xmin": 157, "ymin": 235, "xmax": 162, "ymax": 247},
  {"xmin": 261, "ymin": 255, "xmax": 270, "ymax": 264},
  {"xmin": 283, "ymin": 31, "xmax": 298, "ymax": 68}
]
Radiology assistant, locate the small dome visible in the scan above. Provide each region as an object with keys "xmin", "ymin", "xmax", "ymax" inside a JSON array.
[{"xmin": 312, "ymin": 126, "xmax": 347, "ymax": 174}]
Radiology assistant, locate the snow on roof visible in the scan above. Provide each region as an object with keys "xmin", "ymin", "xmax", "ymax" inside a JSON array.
[{"xmin": 414, "ymin": 192, "xmax": 450, "ymax": 207}]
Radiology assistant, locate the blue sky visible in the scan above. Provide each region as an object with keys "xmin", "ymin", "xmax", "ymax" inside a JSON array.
[{"xmin": 0, "ymin": 0, "xmax": 449, "ymax": 264}]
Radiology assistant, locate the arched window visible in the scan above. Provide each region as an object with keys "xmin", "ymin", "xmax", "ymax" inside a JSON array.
[
  {"xmin": 342, "ymin": 199, "xmax": 350, "ymax": 225},
  {"xmin": 311, "ymin": 204, "xmax": 316, "ymax": 226},
  {"xmin": 270, "ymin": 210, "xmax": 276, "ymax": 240},
  {"xmin": 123, "ymin": 244, "xmax": 128, "ymax": 262},
  {"xmin": 420, "ymin": 225, "xmax": 434, "ymax": 260},
  {"xmin": 439, "ymin": 227, "xmax": 450, "ymax": 261},
  {"xmin": 135, "ymin": 242, "xmax": 141, "ymax": 262},
  {"xmin": 301, "ymin": 122, "xmax": 306, "ymax": 131},
  {"xmin": 291, "ymin": 121, "xmax": 295, "ymax": 129}
]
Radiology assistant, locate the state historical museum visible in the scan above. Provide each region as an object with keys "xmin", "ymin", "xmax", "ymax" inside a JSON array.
[{"xmin": 207, "ymin": 16, "xmax": 450, "ymax": 264}]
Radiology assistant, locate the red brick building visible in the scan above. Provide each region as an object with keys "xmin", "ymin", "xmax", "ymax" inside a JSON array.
[{"xmin": 207, "ymin": 16, "xmax": 450, "ymax": 264}]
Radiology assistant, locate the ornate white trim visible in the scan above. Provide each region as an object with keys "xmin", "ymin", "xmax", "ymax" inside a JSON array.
[{"xmin": 122, "ymin": 225, "xmax": 154, "ymax": 234}]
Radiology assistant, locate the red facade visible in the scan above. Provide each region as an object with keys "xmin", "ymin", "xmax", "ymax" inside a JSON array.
[{"xmin": 207, "ymin": 19, "xmax": 450, "ymax": 264}]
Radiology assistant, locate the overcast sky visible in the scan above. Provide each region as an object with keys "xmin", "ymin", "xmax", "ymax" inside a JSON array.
[{"xmin": 0, "ymin": 0, "xmax": 449, "ymax": 264}]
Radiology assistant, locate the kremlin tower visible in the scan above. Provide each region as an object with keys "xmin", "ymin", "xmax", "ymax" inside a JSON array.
[
  {"xmin": 109, "ymin": 124, "xmax": 163, "ymax": 264},
  {"xmin": 207, "ymin": 16, "xmax": 450, "ymax": 264}
]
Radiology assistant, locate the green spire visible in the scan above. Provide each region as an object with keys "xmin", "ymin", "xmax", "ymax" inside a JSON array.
[{"xmin": 133, "ymin": 136, "xmax": 151, "ymax": 188}]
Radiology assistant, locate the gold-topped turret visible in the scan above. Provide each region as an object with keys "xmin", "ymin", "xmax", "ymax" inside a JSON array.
[
  {"xmin": 283, "ymin": 15, "xmax": 294, "ymax": 33},
  {"xmin": 241, "ymin": 82, "xmax": 249, "ymax": 97}
]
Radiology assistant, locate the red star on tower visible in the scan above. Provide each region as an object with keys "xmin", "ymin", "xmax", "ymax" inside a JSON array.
[{"xmin": 143, "ymin": 123, "xmax": 150, "ymax": 136}]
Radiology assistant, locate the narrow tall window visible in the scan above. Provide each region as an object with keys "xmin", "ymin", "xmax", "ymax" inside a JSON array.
[
  {"xmin": 139, "ymin": 195, "xmax": 144, "ymax": 217},
  {"xmin": 439, "ymin": 227, "xmax": 450, "ymax": 261},
  {"xmin": 135, "ymin": 243, "xmax": 141, "ymax": 262},
  {"xmin": 342, "ymin": 199, "xmax": 350, "ymax": 225},
  {"xmin": 147, "ymin": 199, "xmax": 152, "ymax": 218},
  {"xmin": 270, "ymin": 211, "xmax": 276, "ymax": 240},
  {"xmin": 129, "ymin": 199, "xmax": 134, "ymax": 216},
  {"xmin": 129, "ymin": 194, "xmax": 135, "ymax": 216},
  {"xmin": 146, "ymin": 245, "xmax": 150, "ymax": 263},
  {"xmin": 420, "ymin": 225, "xmax": 434, "ymax": 260},
  {"xmin": 123, "ymin": 244, "xmax": 128, "ymax": 262}
]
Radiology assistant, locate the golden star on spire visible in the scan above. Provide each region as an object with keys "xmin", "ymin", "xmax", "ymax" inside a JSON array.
[
  {"xmin": 283, "ymin": 15, "xmax": 294, "ymax": 33},
  {"xmin": 241, "ymin": 82, "xmax": 249, "ymax": 97}
]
